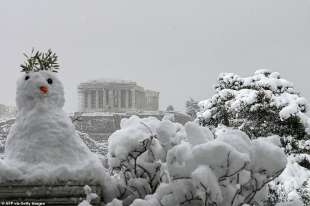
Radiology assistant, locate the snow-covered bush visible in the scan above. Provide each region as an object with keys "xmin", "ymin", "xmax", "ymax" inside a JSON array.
[{"xmin": 107, "ymin": 116, "xmax": 287, "ymax": 206}]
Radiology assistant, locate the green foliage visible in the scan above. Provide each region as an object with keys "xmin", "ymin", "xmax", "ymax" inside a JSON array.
[{"xmin": 20, "ymin": 48, "xmax": 60, "ymax": 73}]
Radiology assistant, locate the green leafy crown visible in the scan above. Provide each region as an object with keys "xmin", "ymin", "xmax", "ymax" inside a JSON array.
[{"xmin": 20, "ymin": 49, "xmax": 60, "ymax": 73}]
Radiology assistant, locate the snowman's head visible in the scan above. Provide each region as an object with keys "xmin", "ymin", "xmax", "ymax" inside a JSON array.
[{"xmin": 16, "ymin": 71, "xmax": 65, "ymax": 111}]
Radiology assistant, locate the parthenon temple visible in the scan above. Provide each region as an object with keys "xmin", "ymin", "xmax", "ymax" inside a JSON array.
[{"xmin": 78, "ymin": 79, "xmax": 159, "ymax": 113}]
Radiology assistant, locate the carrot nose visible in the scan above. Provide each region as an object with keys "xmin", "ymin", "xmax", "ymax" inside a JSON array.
[{"xmin": 39, "ymin": 86, "xmax": 48, "ymax": 94}]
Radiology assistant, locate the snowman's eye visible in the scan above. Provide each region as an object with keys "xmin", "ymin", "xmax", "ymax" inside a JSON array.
[
  {"xmin": 47, "ymin": 78, "xmax": 53, "ymax": 85},
  {"xmin": 25, "ymin": 76, "xmax": 30, "ymax": 81}
]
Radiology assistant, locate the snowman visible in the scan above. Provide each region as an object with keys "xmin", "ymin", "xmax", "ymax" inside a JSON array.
[
  {"xmin": 5, "ymin": 70, "xmax": 102, "ymax": 169},
  {"xmin": 0, "ymin": 51, "xmax": 119, "ymax": 204}
]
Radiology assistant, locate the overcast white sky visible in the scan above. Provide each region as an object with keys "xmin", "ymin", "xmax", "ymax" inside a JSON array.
[{"xmin": 0, "ymin": 0, "xmax": 310, "ymax": 112}]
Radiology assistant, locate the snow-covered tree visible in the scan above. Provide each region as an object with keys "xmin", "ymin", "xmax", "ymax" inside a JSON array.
[
  {"xmin": 185, "ymin": 98, "xmax": 200, "ymax": 119},
  {"xmin": 197, "ymin": 70, "xmax": 310, "ymax": 204},
  {"xmin": 197, "ymin": 70, "xmax": 310, "ymax": 154},
  {"xmin": 107, "ymin": 116, "xmax": 287, "ymax": 206},
  {"xmin": 166, "ymin": 105, "xmax": 175, "ymax": 112}
]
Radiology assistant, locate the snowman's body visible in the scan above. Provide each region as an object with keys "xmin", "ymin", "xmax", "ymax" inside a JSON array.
[
  {"xmin": 5, "ymin": 71, "xmax": 98, "ymax": 167},
  {"xmin": 6, "ymin": 107, "xmax": 96, "ymax": 166}
]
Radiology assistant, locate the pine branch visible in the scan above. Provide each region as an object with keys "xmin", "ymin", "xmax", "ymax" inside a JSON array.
[{"xmin": 20, "ymin": 49, "xmax": 60, "ymax": 73}]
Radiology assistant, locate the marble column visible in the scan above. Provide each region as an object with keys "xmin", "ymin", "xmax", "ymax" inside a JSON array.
[
  {"xmin": 109, "ymin": 90, "xmax": 113, "ymax": 109},
  {"xmin": 104, "ymin": 89, "xmax": 108, "ymax": 110},
  {"xmin": 85, "ymin": 91, "xmax": 89, "ymax": 110},
  {"xmin": 128, "ymin": 90, "xmax": 132, "ymax": 108},
  {"xmin": 96, "ymin": 90, "xmax": 99, "ymax": 110},
  {"xmin": 99, "ymin": 89, "xmax": 104, "ymax": 110},
  {"xmin": 78, "ymin": 90, "xmax": 84, "ymax": 112},
  {"xmin": 131, "ymin": 89, "xmax": 136, "ymax": 110},
  {"xmin": 125, "ymin": 90, "xmax": 129, "ymax": 109},
  {"xmin": 118, "ymin": 90, "xmax": 121, "ymax": 109},
  {"xmin": 102, "ymin": 89, "xmax": 106, "ymax": 109},
  {"xmin": 88, "ymin": 90, "xmax": 92, "ymax": 112}
]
